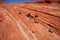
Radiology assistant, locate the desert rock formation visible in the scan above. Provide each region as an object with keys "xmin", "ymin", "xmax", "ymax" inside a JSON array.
[{"xmin": 0, "ymin": 2, "xmax": 60, "ymax": 40}]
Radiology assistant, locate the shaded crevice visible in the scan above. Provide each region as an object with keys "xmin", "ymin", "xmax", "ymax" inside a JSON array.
[
  {"xmin": 18, "ymin": 12, "xmax": 22, "ymax": 14},
  {"xmin": 44, "ymin": 0, "xmax": 51, "ymax": 4},
  {"xmin": 32, "ymin": 31, "xmax": 35, "ymax": 33},
  {"xmin": 36, "ymin": 2, "xmax": 44, "ymax": 3},
  {"xmin": 22, "ymin": 7, "xmax": 60, "ymax": 18}
]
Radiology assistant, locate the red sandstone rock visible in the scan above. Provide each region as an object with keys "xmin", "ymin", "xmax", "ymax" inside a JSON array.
[{"xmin": 0, "ymin": 2, "xmax": 60, "ymax": 40}]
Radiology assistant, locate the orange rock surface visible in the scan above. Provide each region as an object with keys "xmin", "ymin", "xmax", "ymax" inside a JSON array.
[{"xmin": 0, "ymin": 2, "xmax": 60, "ymax": 40}]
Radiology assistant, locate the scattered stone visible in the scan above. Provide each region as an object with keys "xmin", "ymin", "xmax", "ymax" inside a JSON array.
[
  {"xmin": 49, "ymin": 28, "xmax": 55, "ymax": 33},
  {"xmin": 32, "ymin": 31, "xmax": 35, "ymax": 33},
  {"xmin": 35, "ymin": 15, "xmax": 38, "ymax": 18},
  {"xmin": 30, "ymin": 16, "xmax": 34, "ymax": 19},
  {"xmin": 26, "ymin": 14, "xmax": 31, "ymax": 17},
  {"xmin": 18, "ymin": 12, "xmax": 21, "ymax": 14},
  {"xmin": 34, "ymin": 19, "xmax": 39, "ymax": 23},
  {"xmin": 26, "ymin": 14, "xmax": 34, "ymax": 19}
]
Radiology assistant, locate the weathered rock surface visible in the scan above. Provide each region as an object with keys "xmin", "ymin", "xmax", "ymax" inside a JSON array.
[{"xmin": 0, "ymin": 2, "xmax": 60, "ymax": 40}]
